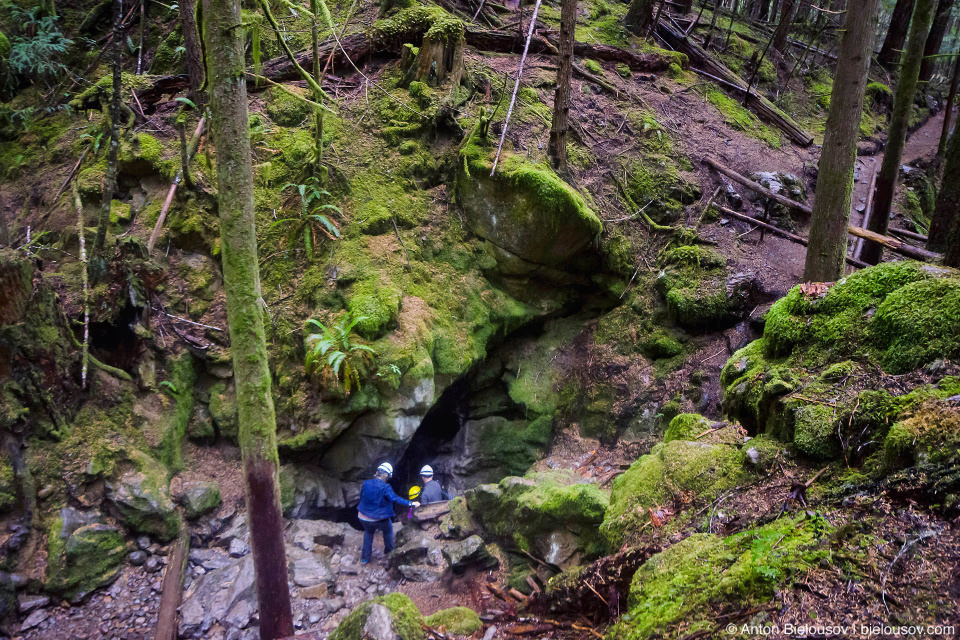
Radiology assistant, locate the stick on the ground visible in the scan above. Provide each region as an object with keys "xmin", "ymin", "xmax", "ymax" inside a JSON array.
[
  {"xmin": 153, "ymin": 527, "xmax": 190, "ymax": 640},
  {"xmin": 847, "ymin": 226, "xmax": 940, "ymax": 261},
  {"xmin": 491, "ymin": 0, "xmax": 544, "ymax": 175},
  {"xmin": 147, "ymin": 116, "xmax": 205, "ymax": 254},
  {"xmin": 888, "ymin": 227, "xmax": 928, "ymax": 242},
  {"xmin": 694, "ymin": 186, "xmax": 722, "ymax": 229}
]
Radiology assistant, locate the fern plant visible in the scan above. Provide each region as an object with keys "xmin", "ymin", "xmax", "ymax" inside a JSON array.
[
  {"xmin": 2, "ymin": 8, "xmax": 72, "ymax": 93},
  {"xmin": 273, "ymin": 175, "xmax": 341, "ymax": 259},
  {"xmin": 304, "ymin": 315, "xmax": 376, "ymax": 395}
]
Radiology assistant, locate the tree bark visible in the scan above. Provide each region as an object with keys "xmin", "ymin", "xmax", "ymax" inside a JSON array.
[
  {"xmin": 863, "ymin": 0, "xmax": 938, "ymax": 265},
  {"xmin": 945, "ymin": 202, "xmax": 960, "ymax": 266},
  {"xmin": 928, "ymin": 124, "xmax": 960, "ymax": 251},
  {"xmin": 625, "ymin": 0, "xmax": 656, "ymax": 35},
  {"xmin": 180, "ymin": 0, "xmax": 205, "ymax": 103},
  {"xmin": 202, "ymin": 0, "xmax": 294, "ymax": 638},
  {"xmin": 94, "ymin": 0, "xmax": 123, "ymax": 268},
  {"xmin": 938, "ymin": 52, "xmax": 960, "ymax": 158},
  {"xmin": 919, "ymin": 0, "xmax": 955, "ymax": 82},
  {"xmin": 878, "ymin": 0, "xmax": 916, "ymax": 70},
  {"xmin": 0, "ymin": 181, "xmax": 7, "ymax": 248},
  {"xmin": 804, "ymin": 0, "xmax": 880, "ymax": 281},
  {"xmin": 771, "ymin": 0, "xmax": 797, "ymax": 53},
  {"xmin": 549, "ymin": 0, "xmax": 576, "ymax": 172}
]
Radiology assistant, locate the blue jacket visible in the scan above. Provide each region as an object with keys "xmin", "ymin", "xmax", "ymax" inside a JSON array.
[{"xmin": 357, "ymin": 477, "xmax": 414, "ymax": 520}]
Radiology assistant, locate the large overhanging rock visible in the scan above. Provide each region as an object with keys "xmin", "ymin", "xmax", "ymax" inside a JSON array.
[{"xmin": 455, "ymin": 137, "xmax": 602, "ymax": 272}]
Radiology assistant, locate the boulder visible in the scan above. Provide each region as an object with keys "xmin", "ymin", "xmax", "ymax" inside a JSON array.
[
  {"xmin": 441, "ymin": 535, "xmax": 498, "ymax": 573},
  {"xmin": 328, "ymin": 593, "xmax": 425, "ymax": 640},
  {"xmin": 179, "ymin": 554, "xmax": 256, "ymax": 638},
  {"xmin": 466, "ymin": 471, "xmax": 608, "ymax": 568},
  {"xmin": 602, "ymin": 440, "xmax": 747, "ymax": 550},
  {"xmin": 425, "ymin": 607, "xmax": 482, "ymax": 635},
  {"xmin": 387, "ymin": 533, "xmax": 438, "ymax": 569},
  {"xmin": 286, "ymin": 519, "xmax": 346, "ymax": 551},
  {"xmin": 287, "ymin": 545, "xmax": 336, "ymax": 588},
  {"xmin": 179, "ymin": 481, "xmax": 222, "ymax": 520},
  {"xmin": 188, "ymin": 548, "xmax": 232, "ymax": 571},
  {"xmin": 107, "ymin": 465, "xmax": 181, "ymax": 541},
  {"xmin": 439, "ymin": 496, "xmax": 479, "ymax": 539},
  {"xmin": 45, "ymin": 516, "xmax": 126, "ymax": 599},
  {"xmin": 398, "ymin": 565, "xmax": 443, "ymax": 582}
]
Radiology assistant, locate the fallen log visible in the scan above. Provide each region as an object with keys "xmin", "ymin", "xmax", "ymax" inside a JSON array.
[
  {"xmin": 656, "ymin": 20, "xmax": 814, "ymax": 146},
  {"xmin": 714, "ymin": 204, "xmax": 868, "ymax": 268},
  {"xmin": 889, "ymin": 227, "xmax": 929, "ymax": 242},
  {"xmin": 152, "ymin": 527, "xmax": 190, "ymax": 640},
  {"xmin": 847, "ymin": 226, "xmax": 941, "ymax": 262},
  {"xmin": 704, "ymin": 158, "xmax": 813, "ymax": 215}
]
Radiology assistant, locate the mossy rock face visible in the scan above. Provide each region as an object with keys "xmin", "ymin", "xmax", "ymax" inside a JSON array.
[
  {"xmin": 425, "ymin": 606, "xmax": 482, "ymax": 635},
  {"xmin": 466, "ymin": 471, "xmax": 608, "ymax": 566},
  {"xmin": 46, "ymin": 514, "xmax": 126, "ymax": 599},
  {"xmin": 208, "ymin": 380, "xmax": 239, "ymax": 440},
  {"xmin": 456, "ymin": 138, "xmax": 602, "ymax": 270},
  {"xmin": 656, "ymin": 246, "xmax": 755, "ymax": 330},
  {"xmin": 720, "ymin": 262, "xmax": 960, "ymax": 465},
  {"xmin": 179, "ymin": 481, "xmax": 222, "ymax": 520},
  {"xmin": 0, "ymin": 453, "xmax": 16, "ymax": 513},
  {"xmin": 107, "ymin": 456, "xmax": 182, "ymax": 541},
  {"xmin": 882, "ymin": 396, "xmax": 960, "ymax": 472},
  {"xmin": 602, "ymin": 440, "xmax": 747, "ymax": 550},
  {"xmin": 265, "ymin": 85, "xmax": 313, "ymax": 126},
  {"xmin": 607, "ymin": 515, "xmax": 832, "ymax": 640},
  {"xmin": 329, "ymin": 593, "xmax": 425, "ymax": 640}
]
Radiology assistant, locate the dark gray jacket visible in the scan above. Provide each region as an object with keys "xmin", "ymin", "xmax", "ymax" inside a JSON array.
[{"xmin": 420, "ymin": 479, "xmax": 450, "ymax": 504}]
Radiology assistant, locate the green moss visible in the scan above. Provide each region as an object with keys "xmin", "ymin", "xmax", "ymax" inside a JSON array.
[
  {"xmin": 347, "ymin": 277, "xmax": 402, "ymax": 340},
  {"xmin": 602, "ymin": 440, "xmax": 747, "ymax": 549},
  {"xmin": 151, "ymin": 27, "xmax": 184, "ymax": 74},
  {"xmin": 265, "ymin": 85, "xmax": 313, "ymax": 126},
  {"xmin": 792, "ymin": 404, "xmax": 840, "ymax": 460},
  {"xmin": 667, "ymin": 62, "xmax": 685, "ymax": 80},
  {"xmin": 45, "ymin": 518, "xmax": 126, "ymax": 599},
  {"xmin": 616, "ymin": 63, "xmax": 632, "ymax": 78},
  {"xmin": 375, "ymin": 5, "xmax": 462, "ymax": 46},
  {"xmin": 0, "ymin": 455, "xmax": 16, "ymax": 512},
  {"xmin": 584, "ymin": 59, "xmax": 603, "ymax": 75},
  {"xmin": 701, "ymin": 86, "xmax": 781, "ymax": 148},
  {"xmin": 882, "ymin": 397, "xmax": 960, "ymax": 471},
  {"xmin": 663, "ymin": 413, "xmax": 712, "ymax": 443},
  {"xmin": 208, "ymin": 380, "xmax": 239, "ymax": 441},
  {"xmin": 608, "ymin": 516, "xmax": 832, "ymax": 640},
  {"xmin": 329, "ymin": 593, "xmax": 425, "ymax": 640},
  {"xmin": 866, "ymin": 81, "xmax": 892, "ymax": 109},
  {"xmin": 640, "ymin": 329, "xmax": 683, "ymax": 360},
  {"xmin": 656, "ymin": 246, "xmax": 733, "ymax": 329},
  {"xmin": 425, "ymin": 607, "xmax": 482, "ymax": 635},
  {"xmin": 157, "ymin": 353, "xmax": 196, "ymax": 472}
]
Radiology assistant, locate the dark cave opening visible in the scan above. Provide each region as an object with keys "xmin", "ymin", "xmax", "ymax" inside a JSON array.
[{"xmin": 87, "ymin": 302, "xmax": 142, "ymax": 372}]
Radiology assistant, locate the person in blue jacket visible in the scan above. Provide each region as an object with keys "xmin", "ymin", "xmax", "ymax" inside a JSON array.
[{"xmin": 357, "ymin": 462, "xmax": 419, "ymax": 564}]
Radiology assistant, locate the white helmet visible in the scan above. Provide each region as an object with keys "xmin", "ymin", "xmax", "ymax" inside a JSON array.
[
  {"xmin": 377, "ymin": 462, "xmax": 394, "ymax": 477},
  {"xmin": 420, "ymin": 465, "xmax": 434, "ymax": 477}
]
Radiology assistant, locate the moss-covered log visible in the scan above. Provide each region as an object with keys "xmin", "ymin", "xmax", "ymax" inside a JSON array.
[{"xmin": 202, "ymin": 0, "xmax": 293, "ymax": 637}]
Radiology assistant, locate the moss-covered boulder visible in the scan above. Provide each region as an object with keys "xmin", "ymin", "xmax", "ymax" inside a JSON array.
[
  {"xmin": 720, "ymin": 262, "xmax": 960, "ymax": 463},
  {"xmin": 208, "ymin": 380, "xmax": 239, "ymax": 440},
  {"xmin": 265, "ymin": 85, "xmax": 313, "ymax": 126},
  {"xmin": 178, "ymin": 481, "xmax": 222, "ymax": 519},
  {"xmin": 655, "ymin": 246, "xmax": 757, "ymax": 330},
  {"xmin": 46, "ymin": 511, "xmax": 126, "ymax": 599},
  {"xmin": 329, "ymin": 593, "xmax": 425, "ymax": 640},
  {"xmin": 607, "ymin": 515, "xmax": 832, "ymax": 640},
  {"xmin": 107, "ymin": 455, "xmax": 182, "ymax": 541},
  {"xmin": 456, "ymin": 135, "xmax": 602, "ymax": 271},
  {"xmin": 425, "ymin": 607, "xmax": 482, "ymax": 635},
  {"xmin": 467, "ymin": 471, "xmax": 608, "ymax": 566},
  {"xmin": 602, "ymin": 440, "xmax": 747, "ymax": 550}
]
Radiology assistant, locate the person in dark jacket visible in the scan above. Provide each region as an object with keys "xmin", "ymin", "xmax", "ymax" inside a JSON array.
[
  {"xmin": 357, "ymin": 462, "xmax": 418, "ymax": 564},
  {"xmin": 419, "ymin": 465, "xmax": 451, "ymax": 505}
]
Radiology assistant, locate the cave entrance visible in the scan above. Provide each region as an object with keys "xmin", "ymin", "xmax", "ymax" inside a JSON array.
[
  {"xmin": 87, "ymin": 302, "xmax": 142, "ymax": 372},
  {"xmin": 393, "ymin": 373, "xmax": 472, "ymax": 497}
]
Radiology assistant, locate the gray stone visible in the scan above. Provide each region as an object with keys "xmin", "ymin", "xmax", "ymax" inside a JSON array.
[
  {"xmin": 309, "ymin": 612, "xmax": 322, "ymax": 624},
  {"xmin": 387, "ymin": 534, "xmax": 435, "ymax": 569},
  {"xmin": 128, "ymin": 550, "xmax": 148, "ymax": 566},
  {"xmin": 745, "ymin": 447, "xmax": 760, "ymax": 465},
  {"xmin": 363, "ymin": 603, "xmax": 398, "ymax": 640},
  {"xmin": 322, "ymin": 596, "xmax": 346, "ymax": 614},
  {"xmin": 179, "ymin": 555, "xmax": 256, "ymax": 638},
  {"xmin": 17, "ymin": 594, "xmax": 50, "ymax": 613},
  {"xmin": 189, "ymin": 548, "xmax": 232, "ymax": 571},
  {"xmin": 398, "ymin": 565, "xmax": 443, "ymax": 582},
  {"xmin": 137, "ymin": 536, "xmax": 151, "ymax": 550},
  {"xmin": 145, "ymin": 558, "xmax": 163, "ymax": 573},
  {"xmin": 287, "ymin": 545, "xmax": 335, "ymax": 588},
  {"xmin": 442, "ymin": 535, "xmax": 497, "ymax": 573},
  {"xmin": 20, "ymin": 608, "xmax": 49, "ymax": 631},
  {"xmin": 286, "ymin": 519, "xmax": 346, "ymax": 551},
  {"xmin": 60, "ymin": 507, "xmax": 99, "ymax": 538},
  {"xmin": 229, "ymin": 538, "xmax": 250, "ymax": 558},
  {"xmin": 107, "ymin": 469, "xmax": 181, "ymax": 541},
  {"xmin": 224, "ymin": 598, "xmax": 252, "ymax": 629},
  {"xmin": 179, "ymin": 482, "xmax": 222, "ymax": 520}
]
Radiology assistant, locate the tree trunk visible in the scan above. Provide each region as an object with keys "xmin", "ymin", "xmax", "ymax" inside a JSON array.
[
  {"xmin": 703, "ymin": 0, "xmax": 722, "ymax": 49},
  {"xmin": 863, "ymin": 0, "xmax": 938, "ymax": 265},
  {"xmin": 929, "ymin": 125, "xmax": 960, "ymax": 250},
  {"xmin": 919, "ymin": 0, "xmax": 956, "ymax": 81},
  {"xmin": 804, "ymin": 0, "xmax": 880, "ymax": 281},
  {"xmin": 945, "ymin": 203, "xmax": 960, "ymax": 266},
  {"xmin": 939, "ymin": 53, "xmax": 960, "ymax": 158},
  {"xmin": 878, "ymin": 0, "xmax": 916, "ymax": 70},
  {"xmin": 202, "ymin": 0, "xmax": 294, "ymax": 638},
  {"xmin": 549, "ymin": 0, "xmax": 576, "ymax": 172},
  {"xmin": 0, "ymin": 181, "xmax": 7, "ymax": 248},
  {"xmin": 180, "ymin": 0, "xmax": 205, "ymax": 103},
  {"xmin": 679, "ymin": 0, "xmax": 695, "ymax": 13},
  {"xmin": 771, "ymin": 0, "xmax": 797, "ymax": 53},
  {"xmin": 625, "ymin": 0, "xmax": 656, "ymax": 35},
  {"xmin": 93, "ymin": 0, "xmax": 123, "ymax": 269}
]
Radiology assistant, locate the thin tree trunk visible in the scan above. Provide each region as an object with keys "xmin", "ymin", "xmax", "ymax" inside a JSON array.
[
  {"xmin": 938, "ymin": 52, "xmax": 960, "ymax": 158},
  {"xmin": 180, "ymin": 0, "xmax": 205, "ymax": 103},
  {"xmin": 0, "ymin": 181, "xmax": 7, "ymax": 248},
  {"xmin": 202, "ymin": 0, "xmax": 294, "ymax": 638},
  {"xmin": 73, "ymin": 179, "xmax": 90, "ymax": 390},
  {"xmin": 929, "ymin": 124, "xmax": 960, "ymax": 250},
  {"xmin": 878, "ymin": 0, "xmax": 917, "ymax": 70},
  {"xmin": 703, "ymin": 0, "xmax": 722, "ymax": 49},
  {"xmin": 919, "ymin": 0, "xmax": 955, "ymax": 81},
  {"xmin": 863, "ymin": 0, "xmax": 938, "ymax": 265},
  {"xmin": 311, "ymin": 0, "xmax": 324, "ymax": 176},
  {"xmin": 625, "ymin": 0, "xmax": 657, "ymax": 35},
  {"xmin": 771, "ymin": 0, "xmax": 797, "ymax": 52},
  {"xmin": 804, "ymin": 0, "xmax": 881, "ymax": 282},
  {"xmin": 94, "ymin": 0, "xmax": 123, "ymax": 268},
  {"xmin": 679, "ymin": 0, "xmax": 695, "ymax": 12},
  {"xmin": 137, "ymin": 0, "xmax": 146, "ymax": 75},
  {"xmin": 549, "ymin": 0, "xmax": 576, "ymax": 172},
  {"xmin": 945, "ymin": 201, "xmax": 960, "ymax": 266}
]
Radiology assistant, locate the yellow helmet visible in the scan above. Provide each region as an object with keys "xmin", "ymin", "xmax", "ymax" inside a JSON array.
[{"xmin": 408, "ymin": 486, "xmax": 421, "ymax": 500}]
